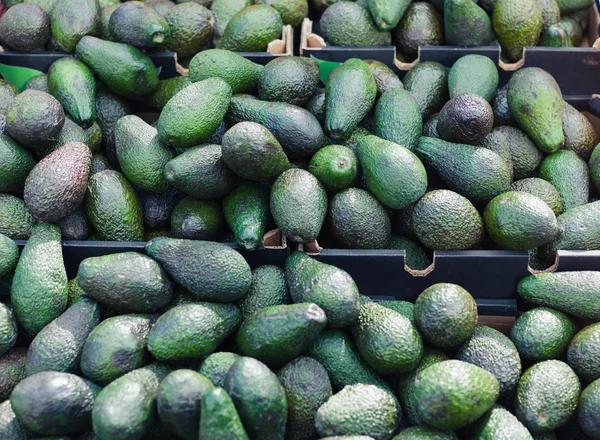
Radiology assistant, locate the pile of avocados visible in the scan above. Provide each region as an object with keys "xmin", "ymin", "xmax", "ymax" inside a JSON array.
[
  {"xmin": 317, "ymin": 0, "xmax": 593, "ymax": 61},
  {"xmin": 2, "ymin": 224, "xmax": 600, "ymax": 439}
]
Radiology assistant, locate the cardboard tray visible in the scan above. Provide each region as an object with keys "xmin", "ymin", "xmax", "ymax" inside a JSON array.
[{"xmin": 300, "ymin": 4, "xmax": 600, "ymax": 96}]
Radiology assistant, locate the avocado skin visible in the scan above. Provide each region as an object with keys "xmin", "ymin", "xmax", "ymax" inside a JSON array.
[
  {"xmin": 394, "ymin": 2, "xmax": 444, "ymax": 58},
  {"xmin": 306, "ymin": 89, "xmax": 326, "ymax": 125},
  {"xmin": 92, "ymin": 363, "xmax": 172, "ymax": 440},
  {"xmin": 540, "ymin": 22, "xmax": 573, "ymax": 47},
  {"xmin": 395, "ymin": 426, "xmax": 458, "ymax": 439},
  {"xmin": 328, "ymin": 188, "xmax": 391, "ymax": 249},
  {"xmin": 493, "ymin": 0, "xmax": 543, "ymax": 62},
  {"xmin": 579, "ymin": 379, "xmax": 600, "ymax": 439},
  {"xmin": 211, "ymin": 0, "xmax": 253, "ymax": 37},
  {"xmin": 271, "ymin": 168, "xmax": 327, "ymax": 244},
  {"xmin": 497, "ymin": 126, "xmax": 543, "ymax": 180},
  {"xmin": 80, "ymin": 314, "xmax": 155, "ymax": 386},
  {"xmin": 511, "ymin": 178, "xmax": 562, "ymax": 216},
  {"xmin": 0, "ymin": 135, "xmax": 35, "ymax": 196},
  {"xmin": 320, "ymin": 2, "xmax": 392, "ymax": 46},
  {"xmin": 148, "ymin": 77, "xmax": 191, "ymax": 110},
  {"xmin": 365, "ymin": 60, "xmax": 403, "ymax": 97},
  {"xmin": 448, "ymin": 54, "xmax": 499, "ymax": 102},
  {"xmin": 456, "ymin": 326, "xmax": 522, "ymax": 398},
  {"xmin": 145, "ymin": 237, "xmax": 252, "ymax": 303},
  {"xmin": 0, "ymin": 399, "xmax": 29, "ymax": 440},
  {"xmin": 0, "ymin": 302, "xmax": 17, "ymax": 357},
  {"xmin": 76, "ymin": 36, "xmax": 159, "ymax": 99},
  {"xmin": 171, "ymin": 197, "xmax": 225, "ymax": 241},
  {"xmin": 199, "ymin": 386, "xmax": 249, "ymax": 440},
  {"xmin": 437, "ymin": 94, "xmax": 493, "ymax": 145},
  {"xmin": 568, "ymin": 323, "xmax": 600, "ymax": 383},
  {"xmin": 389, "ymin": 236, "xmax": 431, "ymax": 271},
  {"xmin": 413, "ymin": 360, "xmax": 500, "ymax": 431},
  {"xmin": 109, "ymin": 1, "xmax": 171, "ymax": 49},
  {"xmin": 470, "ymin": 404, "xmax": 534, "ymax": 440},
  {"xmin": 309, "ymin": 144, "xmax": 359, "ymax": 193},
  {"xmin": 515, "ymin": 360, "xmax": 580, "ymax": 433},
  {"xmin": 510, "ymin": 307, "xmax": 577, "ymax": 362},
  {"xmin": 217, "ymin": 5, "xmax": 283, "ymax": 52},
  {"xmin": 404, "ymin": 61, "xmax": 449, "ymax": 117},
  {"xmin": 85, "ymin": 170, "xmax": 145, "ymax": 241},
  {"xmin": 374, "ymin": 88, "xmax": 423, "ymax": 151},
  {"xmin": 225, "ymin": 357, "xmax": 287, "ymax": 440},
  {"xmin": 11, "ymin": 223, "xmax": 68, "ymax": 338},
  {"xmin": 259, "ymin": 57, "xmax": 320, "ymax": 106},
  {"xmin": 0, "ymin": 194, "xmax": 35, "ymax": 239},
  {"xmin": 492, "ymin": 84, "xmax": 515, "ymax": 126},
  {"xmin": 555, "ymin": 0, "xmax": 594, "ymax": 14},
  {"xmin": 237, "ymin": 265, "xmax": 290, "ymax": 319},
  {"xmin": 227, "ymin": 95, "xmax": 324, "ymax": 160},
  {"xmin": 444, "ymin": 0, "xmax": 492, "ymax": 46},
  {"xmin": 518, "ymin": 271, "xmax": 600, "ymax": 321},
  {"xmin": 480, "ymin": 128, "xmax": 515, "ymax": 181},
  {"xmin": 51, "ymin": 0, "xmax": 100, "ymax": 53},
  {"xmin": 507, "ymin": 67, "xmax": 564, "ymax": 153},
  {"xmin": 326, "ymin": 58, "xmax": 377, "ymax": 142},
  {"xmin": 95, "ymin": 84, "xmax": 132, "ymax": 150},
  {"xmin": 562, "ymin": 100, "xmax": 597, "ymax": 160},
  {"xmin": 0, "ymin": 4, "xmax": 50, "ymax": 51},
  {"xmin": 0, "ymin": 347, "xmax": 27, "ymax": 401},
  {"xmin": 223, "ymin": 183, "xmax": 270, "ymax": 251},
  {"xmin": 539, "ymin": 150, "xmax": 589, "ymax": 212}
]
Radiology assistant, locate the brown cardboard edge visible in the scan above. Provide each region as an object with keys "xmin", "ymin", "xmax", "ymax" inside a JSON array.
[
  {"xmin": 262, "ymin": 229, "xmax": 287, "ymax": 250},
  {"xmin": 298, "ymin": 239, "xmax": 323, "ymax": 256}
]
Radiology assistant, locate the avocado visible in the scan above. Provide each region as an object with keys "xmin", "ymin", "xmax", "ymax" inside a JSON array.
[
  {"xmin": 480, "ymin": 129, "xmax": 515, "ymax": 180},
  {"xmin": 51, "ymin": 0, "xmax": 100, "ymax": 53},
  {"xmin": 252, "ymin": 0, "xmax": 306, "ymax": 27},
  {"xmin": 414, "ymin": 360, "xmax": 499, "ymax": 431},
  {"xmin": 90, "ymin": 154, "xmax": 114, "ymax": 177},
  {"xmin": 92, "ymin": 363, "xmax": 172, "ymax": 440},
  {"xmin": 471, "ymin": 405, "xmax": 534, "ymax": 440},
  {"xmin": 448, "ymin": 55, "xmax": 499, "ymax": 102},
  {"xmin": 562, "ymin": 101, "xmax": 597, "ymax": 160},
  {"xmin": 422, "ymin": 115, "xmax": 440, "ymax": 138},
  {"xmin": 395, "ymin": 426, "xmax": 458, "ymax": 439},
  {"xmin": 308, "ymin": 144, "xmax": 359, "ymax": 193},
  {"xmin": 320, "ymin": 2, "xmax": 392, "ymax": 46},
  {"xmin": 146, "ymin": 237, "xmax": 252, "ymax": 302},
  {"xmin": 591, "ymin": 143, "xmax": 600, "ymax": 193},
  {"xmin": 148, "ymin": 77, "xmax": 192, "ymax": 110},
  {"xmin": 537, "ymin": 0, "xmax": 561, "ymax": 29},
  {"xmin": 24, "ymin": 74, "xmax": 47, "ymax": 94},
  {"xmin": 0, "ymin": 194, "xmax": 35, "ymax": 239},
  {"xmin": 316, "ymin": 384, "xmax": 401, "ymax": 440},
  {"xmin": 456, "ymin": 326, "xmax": 522, "ymax": 398},
  {"xmin": 389, "ymin": 236, "xmax": 430, "ymax": 270},
  {"xmin": 567, "ymin": 323, "xmax": 600, "ymax": 382},
  {"xmin": 484, "ymin": 191, "xmax": 558, "ymax": 250},
  {"xmin": 556, "ymin": 16, "xmax": 583, "ymax": 45},
  {"xmin": 403, "ymin": 61, "xmax": 449, "ymax": 117},
  {"xmin": 158, "ymin": 77, "xmax": 231, "ymax": 149},
  {"xmin": 258, "ymin": 57, "xmax": 319, "ymax": 106},
  {"xmin": 493, "ymin": 0, "xmax": 543, "ymax": 62},
  {"xmin": 270, "ymin": 168, "xmax": 327, "ymax": 244},
  {"xmin": 76, "ymin": 36, "xmax": 159, "ymax": 98},
  {"xmin": 157, "ymin": 369, "xmax": 215, "ymax": 440},
  {"xmin": 394, "ymin": 2, "xmax": 444, "ymax": 58},
  {"xmin": 165, "ymin": 3, "xmax": 211, "ymax": 57},
  {"xmin": 540, "ymin": 22, "xmax": 573, "ymax": 46},
  {"xmin": 364, "ymin": 61, "xmax": 402, "ymax": 98},
  {"xmin": 221, "ymin": 121, "xmax": 290, "ymax": 182},
  {"xmin": 511, "ymin": 178, "xmax": 563, "ymax": 216},
  {"xmin": 200, "ymin": 352, "xmax": 241, "ymax": 388},
  {"xmin": 225, "ymin": 357, "xmax": 287, "ymax": 440},
  {"xmin": 11, "ymin": 371, "xmax": 100, "ymax": 435},
  {"xmin": 0, "ymin": 135, "xmax": 35, "ymax": 196},
  {"xmin": 416, "ymin": 137, "xmax": 512, "ymax": 203},
  {"xmin": 285, "ymin": 251, "xmax": 360, "ymax": 328},
  {"xmin": 515, "ymin": 360, "xmax": 580, "ymax": 432},
  {"xmin": 171, "ymin": 197, "xmax": 225, "ymax": 241},
  {"xmin": 80, "ymin": 314, "xmax": 155, "ymax": 386},
  {"xmin": 0, "ymin": 4, "xmax": 50, "ymax": 51},
  {"xmin": 579, "ymin": 379, "xmax": 600, "ymax": 439},
  {"xmin": 366, "ymin": 0, "xmax": 411, "ymax": 30},
  {"xmin": 199, "ymin": 387, "xmax": 250, "ymax": 440},
  {"xmin": 0, "ymin": 233, "xmax": 18, "ymax": 278},
  {"xmin": 38, "ymin": 116, "xmax": 88, "ymax": 159},
  {"xmin": 374, "ymin": 88, "xmax": 423, "ymax": 151},
  {"xmin": 211, "ymin": 0, "xmax": 253, "ymax": 37},
  {"xmin": 444, "ymin": 0, "xmax": 492, "ymax": 46},
  {"xmin": 305, "ymin": 89, "xmax": 326, "ymax": 125},
  {"xmin": 353, "ymin": 301, "xmax": 423, "ymax": 375},
  {"xmin": 496, "ymin": 126, "xmax": 543, "ymax": 180},
  {"xmin": 492, "ymin": 84, "xmax": 515, "ymax": 126},
  {"xmin": 555, "ymin": 0, "xmax": 594, "ymax": 13},
  {"xmin": 138, "ymin": 187, "xmax": 183, "ymax": 231},
  {"xmin": 307, "ymin": 329, "xmax": 392, "ymax": 393},
  {"xmin": 6, "ymin": 90, "xmax": 65, "ymax": 148},
  {"xmin": 326, "ymin": 58, "xmax": 377, "ymax": 142},
  {"xmin": 328, "ymin": 188, "xmax": 392, "ymax": 249},
  {"xmin": 109, "ymin": 1, "xmax": 170, "ymax": 48},
  {"xmin": 237, "ymin": 303, "xmax": 327, "ymax": 366},
  {"xmin": 437, "ymin": 94, "xmax": 494, "ymax": 145},
  {"xmin": 518, "ymin": 271, "xmax": 600, "ymax": 321},
  {"xmin": 217, "ymin": 5, "xmax": 282, "ymax": 51},
  {"xmin": 189, "ymin": 49, "xmax": 264, "ymax": 94},
  {"xmin": 0, "ymin": 347, "xmax": 27, "ymax": 401},
  {"xmin": 510, "ymin": 307, "xmax": 577, "ymax": 362},
  {"xmin": 223, "ymin": 183, "xmax": 269, "ymax": 250},
  {"xmin": 540, "ymin": 150, "xmax": 589, "ymax": 212},
  {"xmin": 508, "ymin": 67, "xmax": 564, "ymax": 153},
  {"xmin": 146, "ymin": 0, "xmax": 174, "ymax": 16},
  {"xmin": 0, "ymin": 80, "xmax": 18, "ymax": 113},
  {"xmin": 86, "ymin": 170, "xmax": 144, "ymax": 241},
  {"xmin": 77, "ymin": 252, "xmax": 172, "ymax": 313},
  {"xmin": 11, "ymin": 224, "xmax": 68, "ymax": 338},
  {"xmin": 277, "ymin": 357, "xmax": 331, "ymax": 440},
  {"xmin": 0, "ymin": 399, "xmax": 29, "ymax": 440},
  {"xmin": 0, "ymin": 302, "xmax": 17, "ymax": 357},
  {"xmin": 99, "ymin": 4, "xmax": 119, "ymax": 40},
  {"xmin": 235, "ymin": 266, "xmax": 289, "ymax": 319},
  {"xmin": 357, "ymin": 135, "xmax": 427, "ymax": 209}
]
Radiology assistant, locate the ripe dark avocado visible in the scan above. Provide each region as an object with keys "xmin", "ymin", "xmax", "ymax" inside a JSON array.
[
  {"xmin": 6, "ymin": 90, "xmax": 65, "ymax": 148},
  {"xmin": 403, "ymin": 61, "xmax": 449, "ymax": 117},
  {"xmin": 24, "ymin": 142, "xmax": 92, "ymax": 222},
  {"xmin": 539, "ymin": 149, "xmax": 589, "ymax": 212},
  {"xmin": 373, "ymin": 88, "xmax": 423, "ymax": 151},
  {"xmin": 95, "ymin": 83, "xmax": 132, "ymax": 149},
  {"xmin": 109, "ymin": 1, "xmax": 171, "ymax": 49},
  {"xmin": 236, "ymin": 265, "xmax": 290, "ymax": 319},
  {"xmin": 448, "ymin": 54, "xmax": 499, "ymax": 102},
  {"xmin": 0, "ymin": 4, "xmax": 50, "ymax": 51},
  {"xmin": 567, "ymin": 323, "xmax": 600, "ymax": 383},
  {"xmin": 309, "ymin": 144, "xmax": 359, "ymax": 192},
  {"xmin": 199, "ymin": 387, "xmax": 250, "ymax": 440},
  {"xmin": 217, "ymin": 5, "xmax": 283, "ymax": 52},
  {"xmin": 165, "ymin": 3, "xmax": 212, "ymax": 57},
  {"xmin": 259, "ymin": 56, "xmax": 320, "ymax": 106},
  {"xmin": 171, "ymin": 197, "xmax": 225, "ymax": 241},
  {"xmin": 444, "ymin": 0, "xmax": 492, "ymax": 46},
  {"xmin": 51, "ymin": 0, "xmax": 100, "ymax": 53},
  {"xmin": 0, "ymin": 347, "xmax": 26, "ymax": 401},
  {"xmin": 393, "ymin": 2, "xmax": 444, "ymax": 58},
  {"xmin": 0, "ymin": 134, "xmax": 35, "ymax": 196},
  {"xmin": 579, "ymin": 379, "xmax": 600, "ymax": 439},
  {"xmin": 11, "ymin": 371, "xmax": 100, "ymax": 435},
  {"xmin": 223, "ymin": 183, "xmax": 270, "ymax": 251},
  {"xmin": 328, "ymin": 188, "xmax": 392, "ymax": 249},
  {"xmin": 437, "ymin": 94, "xmax": 494, "ymax": 145},
  {"xmin": 320, "ymin": 2, "xmax": 392, "ymax": 46},
  {"xmin": 76, "ymin": 36, "xmax": 159, "ymax": 99},
  {"xmin": 492, "ymin": 84, "xmax": 515, "ymax": 126},
  {"xmin": 493, "ymin": 0, "xmax": 543, "ymax": 62},
  {"xmin": 0, "ymin": 194, "xmax": 35, "ymax": 239}
]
